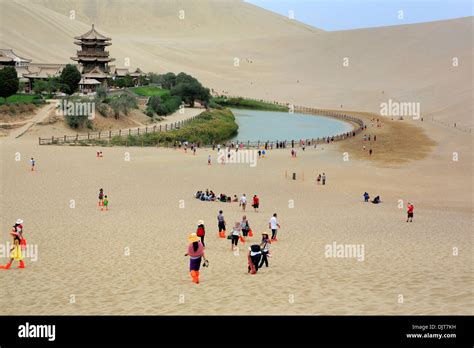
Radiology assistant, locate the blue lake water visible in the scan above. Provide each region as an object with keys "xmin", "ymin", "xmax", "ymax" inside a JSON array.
[{"xmin": 230, "ymin": 109, "xmax": 353, "ymax": 142}]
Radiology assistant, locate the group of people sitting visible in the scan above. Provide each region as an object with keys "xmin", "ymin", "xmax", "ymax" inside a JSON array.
[{"xmin": 195, "ymin": 190, "xmax": 239, "ymax": 203}]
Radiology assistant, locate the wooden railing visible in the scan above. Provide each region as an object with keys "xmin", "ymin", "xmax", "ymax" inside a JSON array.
[{"xmin": 38, "ymin": 115, "xmax": 200, "ymax": 145}]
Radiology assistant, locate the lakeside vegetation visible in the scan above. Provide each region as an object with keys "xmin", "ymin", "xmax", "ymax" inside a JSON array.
[
  {"xmin": 211, "ymin": 96, "xmax": 288, "ymax": 112},
  {"xmin": 110, "ymin": 108, "xmax": 237, "ymax": 146},
  {"xmin": 131, "ymin": 86, "xmax": 170, "ymax": 97}
]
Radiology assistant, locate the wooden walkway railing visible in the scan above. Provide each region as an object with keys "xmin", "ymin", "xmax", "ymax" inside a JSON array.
[{"xmin": 38, "ymin": 114, "xmax": 200, "ymax": 145}]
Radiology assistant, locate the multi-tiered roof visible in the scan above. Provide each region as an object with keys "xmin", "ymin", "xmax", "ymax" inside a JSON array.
[{"xmin": 71, "ymin": 24, "xmax": 115, "ymax": 76}]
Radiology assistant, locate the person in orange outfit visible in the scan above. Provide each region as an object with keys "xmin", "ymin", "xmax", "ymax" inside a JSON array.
[{"xmin": 184, "ymin": 233, "xmax": 206, "ymax": 284}]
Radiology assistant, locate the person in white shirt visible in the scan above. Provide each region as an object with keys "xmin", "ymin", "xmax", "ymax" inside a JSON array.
[
  {"xmin": 240, "ymin": 194, "xmax": 247, "ymax": 211},
  {"xmin": 268, "ymin": 213, "xmax": 281, "ymax": 240}
]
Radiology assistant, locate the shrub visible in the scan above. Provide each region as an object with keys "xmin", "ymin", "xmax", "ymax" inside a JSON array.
[{"xmin": 96, "ymin": 103, "xmax": 109, "ymax": 117}]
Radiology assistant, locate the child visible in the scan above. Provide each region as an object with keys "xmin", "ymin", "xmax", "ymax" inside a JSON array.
[
  {"xmin": 102, "ymin": 195, "xmax": 109, "ymax": 211},
  {"xmin": 196, "ymin": 220, "xmax": 206, "ymax": 247},
  {"xmin": 0, "ymin": 236, "xmax": 25, "ymax": 269},
  {"xmin": 98, "ymin": 188, "xmax": 104, "ymax": 207},
  {"xmin": 363, "ymin": 192, "xmax": 370, "ymax": 202}
]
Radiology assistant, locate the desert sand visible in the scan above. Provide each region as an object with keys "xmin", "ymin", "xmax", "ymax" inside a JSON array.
[{"xmin": 0, "ymin": 0, "xmax": 472, "ymax": 315}]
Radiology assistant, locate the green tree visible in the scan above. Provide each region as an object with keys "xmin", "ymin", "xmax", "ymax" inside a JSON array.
[
  {"xmin": 0, "ymin": 67, "xmax": 19, "ymax": 102},
  {"xmin": 171, "ymin": 81, "xmax": 210, "ymax": 108},
  {"xmin": 148, "ymin": 95, "xmax": 161, "ymax": 113},
  {"xmin": 59, "ymin": 64, "xmax": 81, "ymax": 96},
  {"xmin": 158, "ymin": 72, "xmax": 176, "ymax": 89}
]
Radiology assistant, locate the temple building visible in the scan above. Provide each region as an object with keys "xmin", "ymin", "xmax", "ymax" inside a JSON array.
[
  {"xmin": 71, "ymin": 24, "xmax": 115, "ymax": 85},
  {"xmin": 2, "ymin": 24, "xmax": 146, "ymax": 93}
]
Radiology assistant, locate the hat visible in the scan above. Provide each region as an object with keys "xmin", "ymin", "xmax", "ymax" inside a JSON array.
[
  {"xmin": 197, "ymin": 220, "xmax": 204, "ymax": 225},
  {"xmin": 16, "ymin": 219, "xmax": 23, "ymax": 224},
  {"xmin": 262, "ymin": 232, "xmax": 269, "ymax": 236},
  {"xmin": 188, "ymin": 233, "xmax": 200, "ymax": 243}
]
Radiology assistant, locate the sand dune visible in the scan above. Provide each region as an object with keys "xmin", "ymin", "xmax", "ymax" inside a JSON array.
[
  {"xmin": 1, "ymin": 0, "xmax": 472, "ymax": 127},
  {"xmin": 0, "ymin": 0, "xmax": 472, "ymax": 315}
]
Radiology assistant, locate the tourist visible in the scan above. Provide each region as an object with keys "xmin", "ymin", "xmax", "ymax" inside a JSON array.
[
  {"xmin": 363, "ymin": 192, "xmax": 370, "ymax": 202},
  {"xmin": 98, "ymin": 188, "xmax": 104, "ymax": 207},
  {"xmin": 230, "ymin": 221, "xmax": 242, "ymax": 251},
  {"xmin": 258, "ymin": 150, "xmax": 261, "ymax": 158},
  {"xmin": 374, "ymin": 135, "xmax": 377, "ymax": 141},
  {"xmin": 30, "ymin": 157, "xmax": 35, "ymax": 172},
  {"xmin": 259, "ymin": 232, "xmax": 271, "ymax": 268},
  {"xmin": 12, "ymin": 219, "xmax": 24, "ymax": 240},
  {"xmin": 371, "ymin": 196, "xmax": 381, "ymax": 204},
  {"xmin": 208, "ymin": 154, "xmax": 211, "ymax": 165},
  {"xmin": 247, "ymin": 244, "xmax": 262, "ymax": 274},
  {"xmin": 240, "ymin": 216, "xmax": 250, "ymax": 237},
  {"xmin": 102, "ymin": 195, "xmax": 109, "ymax": 211},
  {"xmin": 369, "ymin": 149, "xmax": 373, "ymax": 156},
  {"xmin": 240, "ymin": 194, "xmax": 247, "ymax": 211},
  {"xmin": 217, "ymin": 210, "xmax": 226, "ymax": 238},
  {"xmin": 252, "ymin": 195, "xmax": 259, "ymax": 212},
  {"xmin": 316, "ymin": 174, "xmax": 321, "ymax": 184},
  {"xmin": 232, "ymin": 195, "xmax": 238, "ymax": 202},
  {"xmin": 184, "ymin": 233, "xmax": 206, "ymax": 284},
  {"xmin": 0, "ymin": 234, "xmax": 25, "ymax": 270},
  {"xmin": 322, "ymin": 173, "xmax": 326, "ymax": 185},
  {"xmin": 193, "ymin": 147, "xmax": 196, "ymax": 156},
  {"xmin": 269, "ymin": 213, "xmax": 281, "ymax": 241},
  {"xmin": 196, "ymin": 220, "xmax": 206, "ymax": 247},
  {"xmin": 407, "ymin": 203, "xmax": 414, "ymax": 222}
]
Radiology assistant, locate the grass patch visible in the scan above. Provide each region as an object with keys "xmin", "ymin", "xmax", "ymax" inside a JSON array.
[
  {"xmin": 212, "ymin": 97, "xmax": 288, "ymax": 112},
  {"xmin": 131, "ymin": 86, "xmax": 170, "ymax": 97},
  {"xmin": 111, "ymin": 108, "xmax": 238, "ymax": 146},
  {"xmin": 0, "ymin": 94, "xmax": 43, "ymax": 105}
]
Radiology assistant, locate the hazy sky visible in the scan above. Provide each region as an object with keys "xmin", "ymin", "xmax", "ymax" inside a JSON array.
[{"xmin": 246, "ymin": 0, "xmax": 473, "ymax": 31}]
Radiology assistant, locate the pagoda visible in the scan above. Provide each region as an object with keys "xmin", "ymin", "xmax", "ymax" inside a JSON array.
[{"xmin": 71, "ymin": 24, "xmax": 115, "ymax": 80}]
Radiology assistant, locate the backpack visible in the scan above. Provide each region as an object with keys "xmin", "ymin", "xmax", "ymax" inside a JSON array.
[
  {"xmin": 196, "ymin": 226, "xmax": 205, "ymax": 237},
  {"xmin": 250, "ymin": 244, "xmax": 261, "ymax": 253}
]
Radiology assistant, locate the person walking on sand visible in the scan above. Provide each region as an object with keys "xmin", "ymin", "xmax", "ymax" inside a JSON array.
[
  {"xmin": 230, "ymin": 221, "xmax": 242, "ymax": 251},
  {"xmin": 252, "ymin": 195, "xmax": 259, "ymax": 212},
  {"xmin": 30, "ymin": 157, "xmax": 36, "ymax": 172},
  {"xmin": 208, "ymin": 154, "xmax": 211, "ymax": 165},
  {"xmin": 217, "ymin": 210, "xmax": 226, "ymax": 237},
  {"xmin": 240, "ymin": 194, "xmax": 247, "ymax": 211},
  {"xmin": 184, "ymin": 233, "xmax": 206, "ymax": 284},
  {"xmin": 240, "ymin": 215, "xmax": 250, "ymax": 238},
  {"xmin": 98, "ymin": 188, "xmax": 104, "ymax": 207},
  {"xmin": 369, "ymin": 149, "xmax": 373, "ymax": 156},
  {"xmin": 322, "ymin": 173, "xmax": 326, "ymax": 185},
  {"xmin": 247, "ymin": 244, "xmax": 262, "ymax": 274},
  {"xmin": 363, "ymin": 192, "xmax": 370, "ymax": 202},
  {"xmin": 407, "ymin": 203, "xmax": 414, "ymax": 222},
  {"xmin": 196, "ymin": 220, "xmax": 206, "ymax": 247},
  {"xmin": 0, "ymin": 234, "xmax": 25, "ymax": 270},
  {"xmin": 269, "ymin": 213, "xmax": 281, "ymax": 241},
  {"xmin": 259, "ymin": 232, "xmax": 271, "ymax": 268}
]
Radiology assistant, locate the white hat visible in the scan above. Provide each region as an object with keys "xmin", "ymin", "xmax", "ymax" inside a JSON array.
[
  {"xmin": 197, "ymin": 220, "xmax": 204, "ymax": 225},
  {"xmin": 16, "ymin": 219, "xmax": 23, "ymax": 224}
]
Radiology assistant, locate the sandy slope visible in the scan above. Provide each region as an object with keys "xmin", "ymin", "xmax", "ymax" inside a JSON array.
[
  {"xmin": 0, "ymin": 0, "xmax": 472, "ymax": 315},
  {"xmin": 1, "ymin": 0, "xmax": 472, "ymax": 127}
]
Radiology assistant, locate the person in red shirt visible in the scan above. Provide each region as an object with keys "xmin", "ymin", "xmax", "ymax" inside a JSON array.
[
  {"xmin": 407, "ymin": 203, "xmax": 414, "ymax": 222},
  {"xmin": 196, "ymin": 220, "xmax": 206, "ymax": 247},
  {"xmin": 252, "ymin": 195, "xmax": 259, "ymax": 212}
]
